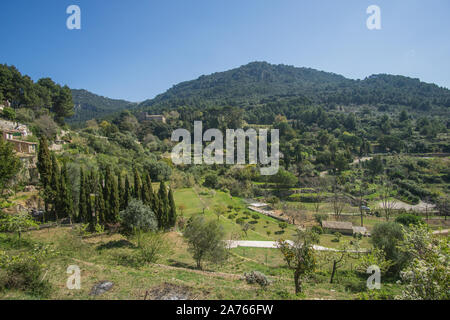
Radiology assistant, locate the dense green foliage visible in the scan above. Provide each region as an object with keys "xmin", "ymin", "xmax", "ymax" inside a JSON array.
[
  {"xmin": 69, "ymin": 89, "xmax": 136, "ymax": 123},
  {"xmin": 0, "ymin": 64, "xmax": 74, "ymax": 124}
]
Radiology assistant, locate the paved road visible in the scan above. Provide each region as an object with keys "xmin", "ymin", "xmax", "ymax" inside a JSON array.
[{"xmin": 225, "ymin": 240, "xmax": 368, "ymax": 252}]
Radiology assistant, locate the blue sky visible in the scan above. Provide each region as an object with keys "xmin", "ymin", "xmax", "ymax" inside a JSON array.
[{"xmin": 0, "ymin": 0, "xmax": 449, "ymax": 101}]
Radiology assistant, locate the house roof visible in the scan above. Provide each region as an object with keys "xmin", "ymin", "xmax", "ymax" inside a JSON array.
[
  {"xmin": 8, "ymin": 139, "xmax": 37, "ymax": 145},
  {"xmin": 322, "ymin": 220, "xmax": 353, "ymax": 230}
]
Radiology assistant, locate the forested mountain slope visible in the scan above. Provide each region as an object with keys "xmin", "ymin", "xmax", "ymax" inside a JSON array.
[
  {"xmin": 139, "ymin": 61, "xmax": 450, "ymax": 112},
  {"xmin": 70, "ymin": 89, "xmax": 137, "ymax": 123}
]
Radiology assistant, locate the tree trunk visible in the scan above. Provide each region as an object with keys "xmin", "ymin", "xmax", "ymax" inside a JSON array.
[
  {"xmin": 294, "ymin": 271, "xmax": 302, "ymax": 294},
  {"xmin": 330, "ymin": 260, "xmax": 337, "ymax": 284}
]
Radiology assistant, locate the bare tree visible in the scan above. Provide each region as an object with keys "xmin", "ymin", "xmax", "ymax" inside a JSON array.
[
  {"xmin": 310, "ymin": 177, "xmax": 327, "ymax": 214},
  {"xmin": 380, "ymin": 179, "xmax": 397, "ymax": 221},
  {"xmin": 330, "ymin": 176, "xmax": 347, "ymax": 220},
  {"xmin": 436, "ymin": 196, "xmax": 449, "ymax": 221},
  {"xmin": 282, "ymin": 202, "xmax": 306, "ymax": 225}
]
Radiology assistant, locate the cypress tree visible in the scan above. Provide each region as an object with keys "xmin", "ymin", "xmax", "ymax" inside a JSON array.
[
  {"xmin": 110, "ymin": 175, "xmax": 120, "ymax": 224},
  {"xmin": 95, "ymin": 178, "xmax": 106, "ymax": 225},
  {"xmin": 59, "ymin": 163, "xmax": 73, "ymax": 222},
  {"xmin": 168, "ymin": 188, "xmax": 177, "ymax": 228},
  {"xmin": 141, "ymin": 172, "xmax": 154, "ymax": 206},
  {"xmin": 37, "ymin": 136, "xmax": 52, "ymax": 213},
  {"xmin": 79, "ymin": 168, "xmax": 88, "ymax": 223},
  {"xmin": 133, "ymin": 168, "xmax": 142, "ymax": 200},
  {"xmin": 123, "ymin": 175, "xmax": 131, "ymax": 209},
  {"xmin": 37, "ymin": 136, "xmax": 52, "ymax": 187},
  {"xmin": 118, "ymin": 173, "xmax": 124, "ymax": 210},
  {"xmin": 157, "ymin": 181, "xmax": 169, "ymax": 229},
  {"xmin": 103, "ymin": 167, "xmax": 113, "ymax": 221},
  {"xmin": 49, "ymin": 153, "xmax": 60, "ymax": 220}
]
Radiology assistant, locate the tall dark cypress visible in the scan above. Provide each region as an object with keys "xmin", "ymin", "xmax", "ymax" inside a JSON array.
[
  {"xmin": 123, "ymin": 175, "xmax": 131, "ymax": 209},
  {"xmin": 133, "ymin": 168, "xmax": 142, "ymax": 200},
  {"xmin": 79, "ymin": 168, "xmax": 88, "ymax": 223},
  {"xmin": 141, "ymin": 172, "xmax": 154, "ymax": 206},
  {"xmin": 157, "ymin": 181, "xmax": 169, "ymax": 229},
  {"xmin": 37, "ymin": 136, "xmax": 52, "ymax": 188},
  {"xmin": 95, "ymin": 178, "xmax": 106, "ymax": 225},
  {"xmin": 168, "ymin": 188, "xmax": 177, "ymax": 228},
  {"xmin": 59, "ymin": 163, "xmax": 73, "ymax": 222},
  {"xmin": 103, "ymin": 167, "xmax": 113, "ymax": 221},
  {"xmin": 37, "ymin": 136, "xmax": 52, "ymax": 213},
  {"xmin": 118, "ymin": 173, "xmax": 124, "ymax": 210},
  {"xmin": 110, "ymin": 175, "xmax": 120, "ymax": 223},
  {"xmin": 49, "ymin": 153, "xmax": 60, "ymax": 220}
]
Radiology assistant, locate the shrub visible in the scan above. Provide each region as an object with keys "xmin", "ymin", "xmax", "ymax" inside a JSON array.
[
  {"xmin": 244, "ymin": 271, "xmax": 271, "ymax": 289},
  {"xmin": 311, "ymin": 225, "xmax": 323, "ymax": 235},
  {"xmin": 395, "ymin": 214, "xmax": 423, "ymax": 227},
  {"xmin": 313, "ymin": 213, "xmax": 328, "ymax": 225},
  {"xmin": 0, "ymin": 246, "xmax": 53, "ymax": 297},
  {"xmin": 331, "ymin": 232, "xmax": 342, "ymax": 242},
  {"xmin": 252, "ymin": 213, "xmax": 260, "ymax": 220},
  {"xmin": 371, "ymin": 222, "xmax": 406, "ymax": 272},
  {"xmin": 279, "ymin": 222, "xmax": 288, "ymax": 230},
  {"xmin": 203, "ymin": 173, "xmax": 219, "ymax": 189}
]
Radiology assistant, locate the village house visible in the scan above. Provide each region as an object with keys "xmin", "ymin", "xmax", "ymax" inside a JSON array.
[
  {"xmin": 0, "ymin": 100, "xmax": 11, "ymax": 112},
  {"xmin": 138, "ymin": 112, "xmax": 166, "ymax": 123},
  {"xmin": 0, "ymin": 120, "xmax": 37, "ymax": 155}
]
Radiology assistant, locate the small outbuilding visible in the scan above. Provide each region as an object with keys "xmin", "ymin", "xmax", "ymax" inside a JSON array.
[{"xmin": 322, "ymin": 220, "xmax": 354, "ymax": 235}]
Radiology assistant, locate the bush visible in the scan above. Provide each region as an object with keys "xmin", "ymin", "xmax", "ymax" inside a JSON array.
[
  {"xmin": 119, "ymin": 199, "xmax": 158, "ymax": 235},
  {"xmin": 311, "ymin": 225, "xmax": 323, "ymax": 235},
  {"xmin": 251, "ymin": 213, "xmax": 260, "ymax": 220},
  {"xmin": 331, "ymin": 232, "xmax": 342, "ymax": 242},
  {"xmin": 371, "ymin": 222, "xmax": 406, "ymax": 272},
  {"xmin": 203, "ymin": 173, "xmax": 219, "ymax": 189},
  {"xmin": 313, "ymin": 213, "xmax": 328, "ymax": 225},
  {"xmin": 244, "ymin": 271, "xmax": 271, "ymax": 289},
  {"xmin": 0, "ymin": 247, "xmax": 53, "ymax": 297},
  {"xmin": 135, "ymin": 232, "xmax": 171, "ymax": 264},
  {"xmin": 395, "ymin": 214, "xmax": 423, "ymax": 227}
]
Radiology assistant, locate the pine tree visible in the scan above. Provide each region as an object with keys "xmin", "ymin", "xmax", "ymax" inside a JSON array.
[
  {"xmin": 168, "ymin": 187, "xmax": 177, "ymax": 228},
  {"xmin": 78, "ymin": 168, "xmax": 88, "ymax": 223},
  {"xmin": 133, "ymin": 168, "xmax": 142, "ymax": 200}
]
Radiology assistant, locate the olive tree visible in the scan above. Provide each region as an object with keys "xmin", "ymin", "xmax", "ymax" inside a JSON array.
[
  {"xmin": 397, "ymin": 224, "xmax": 449, "ymax": 300},
  {"xmin": 277, "ymin": 229, "xmax": 319, "ymax": 294},
  {"xmin": 119, "ymin": 199, "xmax": 158, "ymax": 237},
  {"xmin": 183, "ymin": 215, "xmax": 227, "ymax": 270}
]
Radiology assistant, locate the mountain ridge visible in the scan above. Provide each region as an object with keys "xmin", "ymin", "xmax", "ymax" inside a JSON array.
[{"xmin": 138, "ymin": 61, "xmax": 450, "ymax": 112}]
